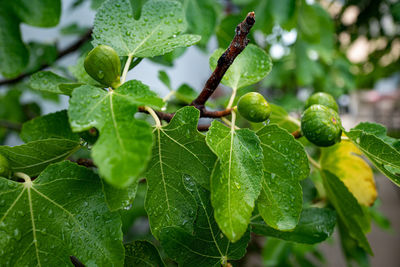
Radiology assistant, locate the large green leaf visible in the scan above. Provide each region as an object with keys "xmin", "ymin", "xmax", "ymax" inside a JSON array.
[
  {"xmin": 92, "ymin": 0, "xmax": 200, "ymax": 57},
  {"xmin": 257, "ymin": 172, "xmax": 303, "ymax": 231},
  {"xmin": 101, "ymin": 179, "xmax": 138, "ymax": 211},
  {"xmin": 321, "ymin": 170, "xmax": 372, "ymax": 254},
  {"xmin": 145, "ymin": 107, "xmax": 216, "ymax": 238},
  {"xmin": 160, "ymin": 176, "xmax": 250, "ymax": 266},
  {"xmin": 255, "ymin": 124, "xmax": 308, "ymax": 230},
  {"xmin": 180, "ymin": 0, "xmax": 220, "ymax": 47},
  {"xmin": 0, "ymin": 7, "xmax": 28, "ymax": 78},
  {"xmin": 68, "ymin": 81, "xmax": 163, "ymax": 188},
  {"xmin": 210, "ymin": 44, "xmax": 272, "ymax": 90},
  {"xmin": 30, "ymin": 71, "xmax": 81, "ymax": 96},
  {"xmin": 206, "ymin": 121, "xmax": 264, "ymax": 242},
  {"xmin": 352, "ymin": 122, "xmax": 399, "ymax": 147},
  {"xmin": 345, "ymin": 123, "xmax": 400, "ymax": 186},
  {"xmin": 0, "ymin": 161, "xmax": 124, "ymax": 266},
  {"xmin": 257, "ymin": 124, "xmax": 309, "ymax": 181},
  {"xmin": 10, "ymin": 0, "xmax": 61, "ymax": 27},
  {"xmin": 251, "ymin": 208, "xmax": 336, "ymax": 244},
  {"xmin": 124, "ymin": 241, "xmax": 164, "ymax": 267},
  {"xmin": 0, "ymin": 139, "xmax": 80, "ymax": 176},
  {"xmin": 320, "ymin": 141, "xmax": 377, "ymax": 207},
  {"xmin": 20, "ymin": 110, "xmax": 80, "ymax": 143}
]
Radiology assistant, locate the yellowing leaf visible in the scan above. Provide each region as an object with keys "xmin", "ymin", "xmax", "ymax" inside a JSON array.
[{"xmin": 320, "ymin": 141, "xmax": 377, "ymax": 206}]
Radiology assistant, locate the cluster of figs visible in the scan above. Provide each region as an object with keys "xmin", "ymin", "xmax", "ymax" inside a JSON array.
[
  {"xmin": 237, "ymin": 91, "xmax": 342, "ymax": 147},
  {"xmin": 81, "ymin": 44, "xmax": 344, "ymax": 148}
]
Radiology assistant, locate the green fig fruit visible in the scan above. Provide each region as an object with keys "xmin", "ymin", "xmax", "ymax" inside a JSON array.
[
  {"xmin": 301, "ymin": 104, "xmax": 342, "ymax": 147},
  {"xmin": 84, "ymin": 45, "xmax": 121, "ymax": 88},
  {"xmin": 305, "ymin": 92, "xmax": 339, "ymax": 112},
  {"xmin": 237, "ymin": 92, "xmax": 272, "ymax": 122}
]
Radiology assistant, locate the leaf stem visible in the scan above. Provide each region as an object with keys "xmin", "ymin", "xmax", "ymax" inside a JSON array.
[
  {"xmin": 145, "ymin": 106, "xmax": 162, "ymax": 128},
  {"xmin": 14, "ymin": 172, "xmax": 32, "ymax": 184},
  {"xmin": 226, "ymin": 88, "xmax": 237, "ymax": 109},
  {"xmin": 121, "ymin": 54, "xmax": 133, "ymax": 84},
  {"xmin": 163, "ymin": 90, "xmax": 175, "ymax": 102},
  {"xmin": 307, "ymin": 154, "xmax": 321, "ymax": 170},
  {"xmin": 230, "ymin": 110, "xmax": 237, "ymax": 132},
  {"xmin": 0, "ymin": 120, "xmax": 22, "ymax": 131}
]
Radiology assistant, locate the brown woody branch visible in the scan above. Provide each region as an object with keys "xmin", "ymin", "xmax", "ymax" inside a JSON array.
[
  {"xmin": 138, "ymin": 106, "xmax": 232, "ymax": 123},
  {"xmin": 190, "ymin": 12, "xmax": 255, "ymax": 108},
  {"xmin": 0, "ymin": 29, "xmax": 92, "ymax": 87},
  {"xmin": 0, "ymin": 120, "xmax": 22, "ymax": 131},
  {"xmin": 292, "ymin": 130, "xmax": 302, "ymax": 139}
]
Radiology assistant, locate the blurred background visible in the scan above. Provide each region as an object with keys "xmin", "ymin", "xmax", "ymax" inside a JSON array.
[{"xmin": 0, "ymin": 0, "xmax": 399, "ymax": 266}]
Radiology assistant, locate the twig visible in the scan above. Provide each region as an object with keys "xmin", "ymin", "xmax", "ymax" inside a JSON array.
[
  {"xmin": 201, "ymin": 108, "xmax": 232, "ymax": 118},
  {"xmin": 138, "ymin": 106, "xmax": 174, "ymax": 122},
  {"xmin": 0, "ymin": 120, "xmax": 22, "ymax": 131},
  {"xmin": 138, "ymin": 106, "xmax": 232, "ymax": 122},
  {"xmin": 76, "ymin": 158, "xmax": 95, "ymax": 168},
  {"xmin": 70, "ymin": 256, "xmax": 86, "ymax": 267},
  {"xmin": 0, "ymin": 29, "xmax": 93, "ymax": 87},
  {"xmin": 291, "ymin": 130, "xmax": 302, "ymax": 139},
  {"xmin": 191, "ymin": 12, "xmax": 255, "ymax": 108}
]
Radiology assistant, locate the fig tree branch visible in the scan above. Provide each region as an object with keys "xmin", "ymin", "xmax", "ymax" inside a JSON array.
[
  {"xmin": 0, "ymin": 120, "xmax": 22, "ymax": 131},
  {"xmin": 191, "ymin": 11, "xmax": 255, "ymax": 108},
  {"xmin": 0, "ymin": 29, "xmax": 92, "ymax": 87},
  {"xmin": 291, "ymin": 130, "xmax": 302, "ymax": 139},
  {"xmin": 138, "ymin": 106, "xmax": 233, "ymax": 122}
]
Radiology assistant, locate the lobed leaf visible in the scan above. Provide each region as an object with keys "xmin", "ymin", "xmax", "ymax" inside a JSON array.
[
  {"xmin": 92, "ymin": 0, "xmax": 201, "ymax": 58},
  {"xmin": 30, "ymin": 71, "xmax": 81, "ymax": 96},
  {"xmin": 124, "ymin": 241, "xmax": 164, "ymax": 267},
  {"xmin": 145, "ymin": 107, "xmax": 216, "ymax": 238},
  {"xmin": 0, "ymin": 161, "xmax": 124, "ymax": 266},
  {"xmin": 320, "ymin": 140, "xmax": 377, "ymax": 206},
  {"xmin": 345, "ymin": 123, "xmax": 400, "ymax": 187},
  {"xmin": 160, "ymin": 176, "xmax": 249, "ymax": 266},
  {"xmin": 257, "ymin": 124, "xmax": 309, "ymax": 181},
  {"xmin": 321, "ymin": 170, "xmax": 372, "ymax": 254},
  {"xmin": 255, "ymin": 124, "xmax": 308, "ymax": 230},
  {"xmin": 206, "ymin": 121, "xmax": 264, "ymax": 242},
  {"xmin": 68, "ymin": 81, "xmax": 163, "ymax": 188},
  {"xmin": 0, "ymin": 139, "xmax": 80, "ymax": 176},
  {"xmin": 20, "ymin": 110, "xmax": 80, "ymax": 143}
]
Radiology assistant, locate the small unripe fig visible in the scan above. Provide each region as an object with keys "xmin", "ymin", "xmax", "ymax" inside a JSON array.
[
  {"xmin": 305, "ymin": 92, "xmax": 339, "ymax": 112},
  {"xmin": 301, "ymin": 104, "xmax": 342, "ymax": 147},
  {"xmin": 84, "ymin": 45, "xmax": 121, "ymax": 88},
  {"xmin": 0, "ymin": 153, "xmax": 11, "ymax": 178},
  {"xmin": 237, "ymin": 92, "xmax": 272, "ymax": 122}
]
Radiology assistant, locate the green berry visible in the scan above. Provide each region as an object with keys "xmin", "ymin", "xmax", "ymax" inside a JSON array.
[
  {"xmin": 301, "ymin": 104, "xmax": 342, "ymax": 147},
  {"xmin": 237, "ymin": 92, "xmax": 272, "ymax": 122},
  {"xmin": 84, "ymin": 45, "xmax": 121, "ymax": 88},
  {"xmin": 0, "ymin": 153, "xmax": 11, "ymax": 178},
  {"xmin": 305, "ymin": 92, "xmax": 339, "ymax": 112}
]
